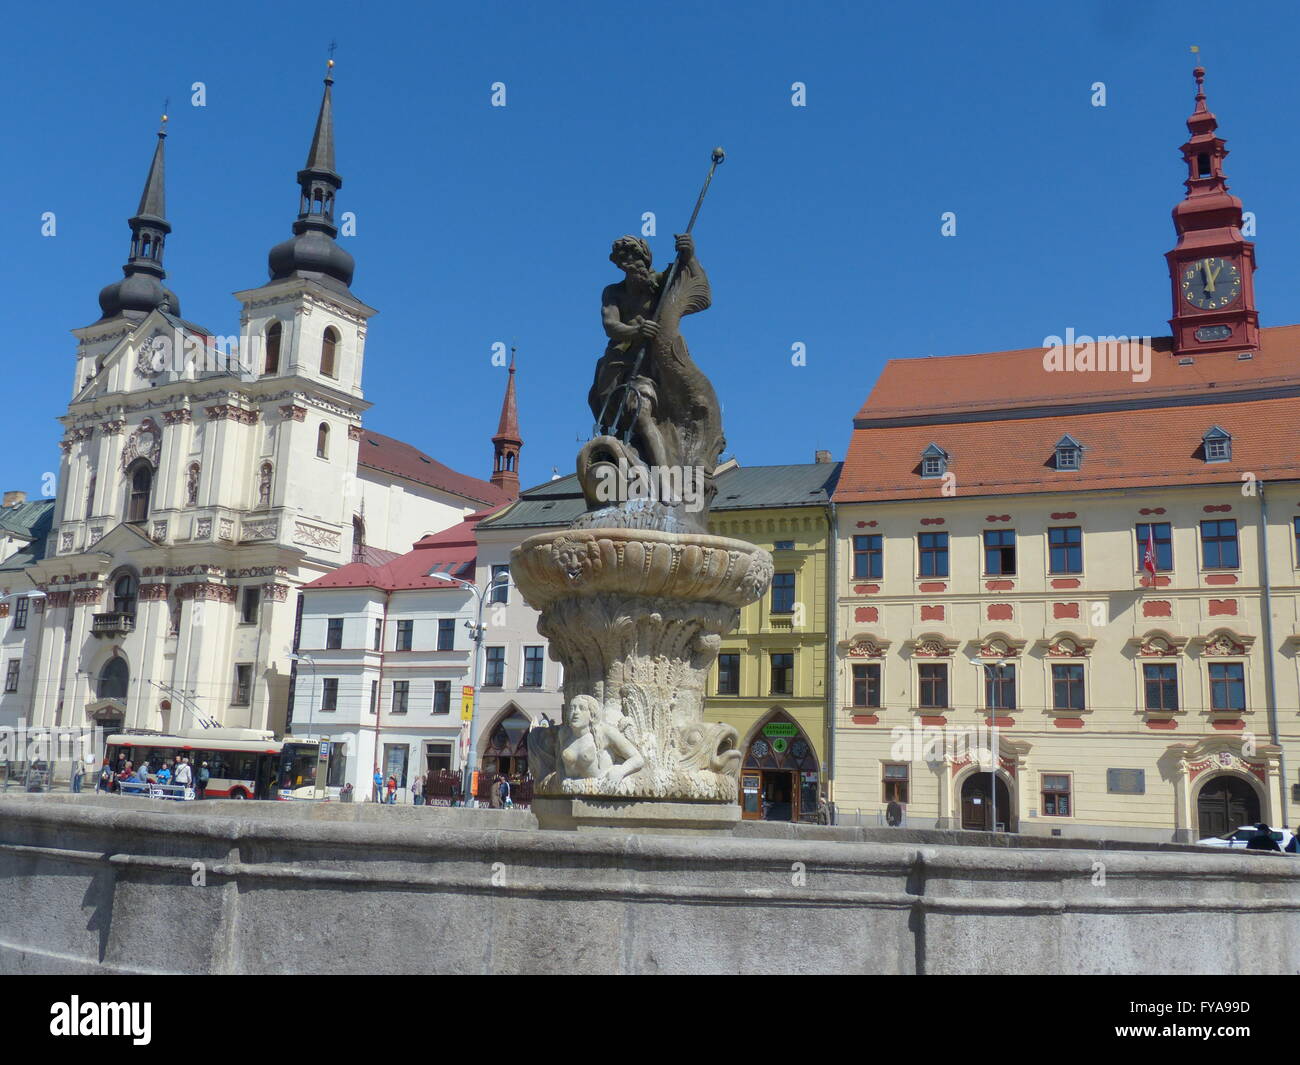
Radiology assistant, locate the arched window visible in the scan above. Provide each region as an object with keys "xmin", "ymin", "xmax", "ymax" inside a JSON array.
[
  {"xmin": 126, "ymin": 460, "xmax": 152, "ymax": 523},
  {"xmin": 264, "ymin": 321, "xmax": 282, "ymax": 375},
  {"xmin": 97, "ymin": 657, "xmax": 129, "ymax": 701},
  {"xmin": 258, "ymin": 462, "xmax": 273, "ymax": 506},
  {"xmin": 320, "ymin": 327, "xmax": 338, "ymax": 378},
  {"xmin": 112, "ymin": 571, "xmax": 139, "ymax": 616},
  {"xmin": 316, "ymin": 423, "xmax": 330, "ymax": 459},
  {"xmin": 186, "ymin": 463, "xmax": 200, "ymax": 506}
]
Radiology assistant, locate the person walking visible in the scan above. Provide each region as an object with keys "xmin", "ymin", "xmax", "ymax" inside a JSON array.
[
  {"xmin": 386, "ymin": 775, "xmax": 397, "ymax": 805},
  {"xmin": 196, "ymin": 761, "xmax": 209, "ymax": 800},
  {"xmin": 412, "ymin": 774, "xmax": 424, "ymax": 806},
  {"xmin": 174, "ymin": 757, "xmax": 193, "ymax": 796},
  {"xmin": 71, "ymin": 759, "xmax": 84, "ymax": 794},
  {"xmin": 1247, "ymin": 822, "xmax": 1282, "ymax": 852},
  {"xmin": 373, "ymin": 767, "xmax": 383, "ymax": 804},
  {"xmin": 498, "ymin": 775, "xmax": 511, "ymax": 808},
  {"xmin": 97, "ymin": 761, "xmax": 113, "ymax": 794}
]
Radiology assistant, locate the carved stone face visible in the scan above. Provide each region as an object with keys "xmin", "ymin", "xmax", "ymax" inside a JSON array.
[{"xmin": 566, "ymin": 698, "xmax": 595, "ymax": 731}]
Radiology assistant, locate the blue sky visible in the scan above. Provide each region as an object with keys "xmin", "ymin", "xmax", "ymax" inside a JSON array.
[{"xmin": 4, "ymin": 0, "xmax": 1299, "ymax": 499}]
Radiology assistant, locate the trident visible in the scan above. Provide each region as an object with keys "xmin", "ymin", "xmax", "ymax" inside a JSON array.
[{"xmin": 595, "ymin": 147, "xmax": 726, "ymax": 440}]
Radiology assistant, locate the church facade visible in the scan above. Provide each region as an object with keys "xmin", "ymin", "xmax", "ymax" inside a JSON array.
[{"xmin": 0, "ymin": 66, "xmax": 511, "ymax": 744}]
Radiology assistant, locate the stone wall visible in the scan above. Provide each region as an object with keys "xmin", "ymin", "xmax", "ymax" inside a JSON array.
[{"xmin": 1, "ymin": 794, "xmax": 1297, "ymax": 974}]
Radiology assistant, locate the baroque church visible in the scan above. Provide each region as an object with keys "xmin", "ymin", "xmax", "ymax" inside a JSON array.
[{"xmin": 0, "ymin": 64, "xmax": 519, "ymax": 739}]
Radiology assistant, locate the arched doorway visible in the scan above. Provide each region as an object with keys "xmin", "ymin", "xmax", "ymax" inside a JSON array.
[
  {"xmin": 1197, "ymin": 774, "xmax": 1260, "ymax": 839},
  {"xmin": 741, "ymin": 711, "xmax": 821, "ymax": 822},
  {"xmin": 960, "ymin": 771, "xmax": 1013, "ymax": 832},
  {"xmin": 480, "ymin": 706, "xmax": 530, "ymax": 778}
]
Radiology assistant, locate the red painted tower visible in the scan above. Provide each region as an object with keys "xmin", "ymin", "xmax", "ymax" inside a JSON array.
[
  {"xmin": 1166, "ymin": 65, "xmax": 1259, "ymax": 358},
  {"xmin": 490, "ymin": 348, "xmax": 522, "ymax": 498}
]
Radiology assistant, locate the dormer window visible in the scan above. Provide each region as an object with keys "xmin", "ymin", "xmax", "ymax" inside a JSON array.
[
  {"xmin": 1203, "ymin": 426, "xmax": 1231, "ymax": 463},
  {"xmin": 920, "ymin": 443, "xmax": 949, "ymax": 479},
  {"xmin": 1054, "ymin": 435, "xmax": 1084, "ymax": 470}
]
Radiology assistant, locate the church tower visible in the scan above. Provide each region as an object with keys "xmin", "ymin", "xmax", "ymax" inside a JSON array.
[
  {"xmin": 1165, "ymin": 65, "xmax": 1260, "ymax": 357},
  {"xmin": 490, "ymin": 349, "xmax": 522, "ymax": 499}
]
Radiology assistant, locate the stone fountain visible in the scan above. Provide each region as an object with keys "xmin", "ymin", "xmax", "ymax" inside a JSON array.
[{"xmin": 514, "ymin": 169, "xmax": 772, "ymax": 833}]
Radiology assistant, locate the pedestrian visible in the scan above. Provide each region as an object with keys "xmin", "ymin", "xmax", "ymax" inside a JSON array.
[
  {"xmin": 498, "ymin": 775, "xmax": 511, "ymax": 808},
  {"xmin": 373, "ymin": 767, "xmax": 383, "ymax": 803},
  {"xmin": 174, "ymin": 757, "xmax": 193, "ymax": 796},
  {"xmin": 157, "ymin": 763, "xmax": 172, "ymax": 787},
  {"xmin": 1287, "ymin": 830, "xmax": 1299, "ymax": 855},
  {"xmin": 71, "ymin": 759, "xmax": 84, "ymax": 794},
  {"xmin": 1246, "ymin": 822, "xmax": 1282, "ymax": 852},
  {"xmin": 412, "ymin": 774, "xmax": 424, "ymax": 806},
  {"xmin": 196, "ymin": 761, "xmax": 209, "ymax": 800},
  {"xmin": 386, "ymin": 775, "xmax": 397, "ymax": 805},
  {"xmin": 97, "ymin": 761, "xmax": 113, "ymax": 794}
]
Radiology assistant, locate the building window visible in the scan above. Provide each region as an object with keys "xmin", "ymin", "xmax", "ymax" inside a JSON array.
[
  {"xmin": 112, "ymin": 573, "xmax": 138, "ymax": 616},
  {"xmin": 1200, "ymin": 519, "xmax": 1239, "ymax": 569},
  {"xmin": 233, "ymin": 664, "xmax": 252, "ymax": 707},
  {"xmin": 484, "ymin": 646, "xmax": 505, "ymax": 688},
  {"xmin": 490, "ymin": 564, "xmax": 510, "ymax": 604},
  {"xmin": 437, "ymin": 618, "xmax": 455, "ymax": 651},
  {"xmin": 258, "ymin": 463, "xmax": 273, "ymax": 507},
  {"xmin": 97, "ymin": 658, "xmax": 129, "ymax": 701},
  {"xmin": 770, "ymin": 652, "xmax": 794, "ymax": 696},
  {"xmin": 1295, "ymin": 517, "xmax": 1300, "ymax": 566},
  {"xmin": 369, "ymin": 679, "xmax": 378, "ymax": 715},
  {"xmin": 264, "ymin": 321, "xmax": 281, "ymax": 375},
  {"xmin": 920, "ymin": 443, "xmax": 948, "ymax": 478},
  {"xmin": 1203, "ymin": 426, "xmax": 1231, "ymax": 463},
  {"xmin": 241, "ymin": 586, "xmax": 260, "ymax": 625},
  {"xmin": 391, "ymin": 680, "xmax": 409, "ymax": 714},
  {"xmin": 918, "ymin": 663, "xmax": 948, "ymax": 709},
  {"xmin": 186, "ymin": 463, "xmax": 200, "ymax": 506},
  {"xmin": 1143, "ymin": 663, "xmax": 1178, "ymax": 712},
  {"xmin": 883, "ymin": 763, "xmax": 909, "ymax": 804},
  {"xmin": 852, "ymin": 663, "xmax": 881, "ymax": 708},
  {"xmin": 1054, "ymin": 436, "xmax": 1083, "ymax": 470},
  {"xmin": 126, "ymin": 460, "xmax": 152, "ymax": 523},
  {"xmin": 983, "ymin": 529, "xmax": 1016, "ymax": 576},
  {"xmin": 1048, "ymin": 526, "xmax": 1083, "ymax": 574},
  {"xmin": 12, "ymin": 596, "xmax": 29, "ymax": 630},
  {"xmin": 522, "ymin": 646, "xmax": 544, "ymax": 688},
  {"xmin": 320, "ymin": 677, "xmax": 339, "ymax": 711},
  {"xmin": 316, "ymin": 422, "xmax": 330, "ymax": 459},
  {"xmin": 85, "ymin": 471, "xmax": 97, "ymax": 519},
  {"xmin": 395, "ymin": 619, "xmax": 414, "ymax": 651},
  {"xmin": 984, "ymin": 663, "xmax": 1016, "ymax": 710},
  {"xmin": 321, "ymin": 326, "xmax": 338, "ymax": 378},
  {"xmin": 918, "ymin": 532, "xmax": 949, "ymax": 577},
  {"xmin": 1041, "ymin": 773, "xmax": 1072, "ymax": 816},
  {"xmin": 771, "ymin": 571, "xmax": 795, "ymax": 614},
  {"xmin": 1209, "ymin": 662, "xmax": 1246, "ymax": 712},
  {"xmin": 326, "ymin": 617, "xmax": 343, "ymax": 650},
  {"xmin": 717, "ymin": 653, "xmax": 740, "ymax": 695},
  {"xmin": 373, "ymin": 620, "xmax": 382, "ymax": 651},
  {"xmin": 1051, "ymin": 663, "xmax": 1085, "ymax": 712},
  {"xmin": 4, "ymin": 660, "xmax": 19, "ymax": 693},
  {"xmin": 432, "ymin": 680, "xmax": 451, "ymax": 715},
  {"xmin": 853, "ymin": 534, "xmax": 882, "ymax": 580},
  {"xmin": 1136, "ymin": 522, "xmax": 1173, "ymax": 573}
]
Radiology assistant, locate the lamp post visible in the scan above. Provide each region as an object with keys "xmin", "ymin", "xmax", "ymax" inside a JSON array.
[
  {"xmin": 288, "ymin": 653, "xmax": 318, "ymax": 741},
  {"xmin": 983, "ymin": 661, "xmax": 1013, "ymax": 833},
  {"xmin": 426, "ymin": 568, "xmax": 510, "ymax": 806}
]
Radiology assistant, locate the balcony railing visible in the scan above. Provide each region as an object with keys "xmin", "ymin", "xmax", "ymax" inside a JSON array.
[{"xmin": 92, "ymin": 612, "xmax": 136, "ymax": 637}]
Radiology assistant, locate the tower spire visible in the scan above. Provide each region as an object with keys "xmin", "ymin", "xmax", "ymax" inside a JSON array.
[
  {"xmin": 268, "ymin": 54, "xmax": 355, "ymax": 292},
  {"xmin": 491, "ymin": 348, "xmax": 522, "ymax": 498},
  {"xmin": 1165, "ymin": 62, "xmax": 1259, "ymax": 356},
  {"xmin": 97, "ymin": 115, "xmax": 182, "ymax": 321}
]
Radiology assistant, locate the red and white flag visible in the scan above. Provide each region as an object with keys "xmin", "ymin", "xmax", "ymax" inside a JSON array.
[{"xmin": 1143, "ymin": 527, "xmax": 1158, "ymax": 580}]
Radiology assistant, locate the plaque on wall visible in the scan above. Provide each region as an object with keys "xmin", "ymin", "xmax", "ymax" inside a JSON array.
[
  {"xmin": 1194, "ymin": 325, "xmax": 1231, "ymax": 342},
  {"xmin": 1107, "ymin": 768, "xmax": 1145, "ymax": 795}
]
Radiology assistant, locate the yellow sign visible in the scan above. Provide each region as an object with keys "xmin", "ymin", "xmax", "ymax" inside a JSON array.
[{"xmin": 461, "ymin": 686, "xmax": 475, "ymax": 721}]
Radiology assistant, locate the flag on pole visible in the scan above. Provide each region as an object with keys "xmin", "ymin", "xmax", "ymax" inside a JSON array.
[{"xmin": 1143, "ymin": 526, "xmax": 1158, "ymax": 581}]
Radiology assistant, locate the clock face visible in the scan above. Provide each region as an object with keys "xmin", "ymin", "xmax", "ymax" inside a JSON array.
[{"xmin": 1181, "ymin": 257, "xmax": 1242, "ymax": 310}]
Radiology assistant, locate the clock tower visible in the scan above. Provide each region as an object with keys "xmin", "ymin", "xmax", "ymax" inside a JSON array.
[{"xmin": 1165, "ymin": 66, "xmax": 1259, "ymax": 358}]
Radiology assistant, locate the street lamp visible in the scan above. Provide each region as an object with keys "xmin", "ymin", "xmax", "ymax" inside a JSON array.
[
  {"xmin": 426, "ymin": 567, "xmax": 510, "ymax": 806},
  {"xmin": 288, "ymin": 653, "xmax": 317, "ymax": 741},
  {"xmin": 982, "ymin": 661, "xmax": 1013, "ymax": 833}
]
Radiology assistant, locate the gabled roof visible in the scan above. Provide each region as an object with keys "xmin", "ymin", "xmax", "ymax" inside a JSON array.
[
  {"xmin": 0, "ymin": 499, "xmax": 54, "ymax": 543},
  {"xmin": 479, "ymin": 462, "xmax": 842, "ymax": 532},
  {"xmin": 356, "ymin": 430, "xmax": 512, "ymax": 507},
  {"xmin": 305, "ymin": 510, "xmax": 502, "ymax": 592}
]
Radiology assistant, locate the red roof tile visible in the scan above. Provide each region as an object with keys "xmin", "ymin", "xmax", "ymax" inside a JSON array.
[{"xmin": 356, "ymin": 430, "xmax": 512, "ymax": 507}]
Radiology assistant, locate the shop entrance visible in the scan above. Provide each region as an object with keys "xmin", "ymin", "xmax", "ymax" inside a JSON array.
[
  {"xmin": 960, "ymin": 772, "xmax": 1013, "ymax": 832},
  {"xmin": 741, "ymin": 711, "xmax": 820, "ymax": 822}
]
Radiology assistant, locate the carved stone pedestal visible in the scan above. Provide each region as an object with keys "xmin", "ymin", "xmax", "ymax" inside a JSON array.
[
  {"xmin": 532, "ymin": 797, "xmax": 742, "ymax": 835},
  {"xmin": 511, "ymin": 527, "xmax": 772, "ymax": 830}
]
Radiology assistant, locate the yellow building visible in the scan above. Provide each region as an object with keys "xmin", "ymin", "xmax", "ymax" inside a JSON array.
[{"xmin": 705, "ymin": 459, "xmax": 839, "ymax": 822}]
